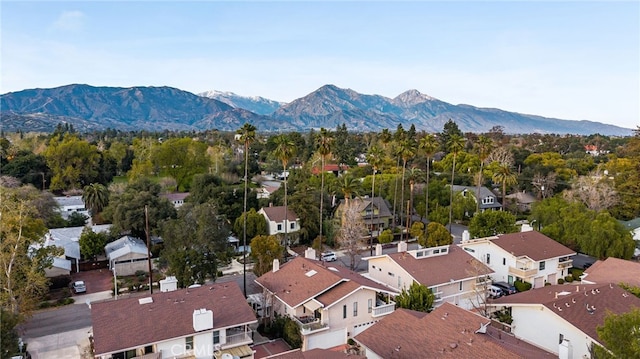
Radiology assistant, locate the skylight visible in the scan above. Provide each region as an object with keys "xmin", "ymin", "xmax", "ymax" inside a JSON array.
[{"xmin": 305, "ymin": 270, "xmax": 318, "ymax": 277}]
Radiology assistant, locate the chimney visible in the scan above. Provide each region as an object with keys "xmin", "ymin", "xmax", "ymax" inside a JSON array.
[
  {"xmin": 521, "ymin": 224, "xmax": 534, "ymax": 232},
  {"xmin": 159, "ymin": 276, "xmax": 178, "ymax": 292},
  {"xmin": 192, "ymin": 308, "xmax": 214, "ymax": 332},
  {"xmin": 272, "ymin": 259, "xmax": 280, "ymax": 272},
  {"xmin": 375, "ymin": 244, "xmax": 383, "ymax": 256},
  {"xmin": 398, "ymin": 241, "xmax": 408, "ymax": 253},
  {"xmin": 305, "ymin": 247, "xmax": 316, "ymax": 259},
  {"xmin": 462, "ymin": 230, "xmax": 470, "ymax": 243},
  {"xmin": 269, "ymin": 202, "xmax": 273, "ymax": 207}
]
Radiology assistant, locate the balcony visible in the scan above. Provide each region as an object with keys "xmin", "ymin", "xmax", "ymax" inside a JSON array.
[
  {"xmin": 294, "ymin": 315, "xmax": 329, "ymax": 335},
  {"xmin": 222, "ymin": 331, "xmax": 252, "ymax": 348},
  {"xmin": 508, "ymin": 266, "xmax": 537, "ymax": 278},
  {"xmin": 558, "ymin": 259, "xmax": 573, "ymax": 269},
  {"xmin": 372, "ymin": 300, "xmax": 396, "ymax": 317}
]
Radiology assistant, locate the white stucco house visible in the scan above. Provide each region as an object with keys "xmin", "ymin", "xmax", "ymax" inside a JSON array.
[
  {"xmin": 490, "ymin": 283, "xmax": 640, "ymax": 359},
  {"xmin": 92, "ymin": 281, "xmax": 257, "ymax": 359},
  {"xmin": 258, "ymin": 205, "xmax": 300, "ymax": 238},
  {"xmin": 160, "ymin": 192, "xmax": 189, "ymax": 208},
  {"xmin": 53, "ymin": 195, "xmax": 89, "ymax": 220},
  {"xmin": 105, "ymin": 236, "xmax": 150, "ymax": 276},
  {"xmin": 255, "ymin": 249, "xmax": 398, "ymax": 351},
  {"xmin": 364, "ymin": 242, "xmax": 493, "ymax": 311},
  {"xmin": 459, "ymin": 229, "xmax": 576, "ymax": 288}
]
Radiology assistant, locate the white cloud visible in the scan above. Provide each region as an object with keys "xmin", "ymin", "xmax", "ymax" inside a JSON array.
[{"xmin": 52, "ymin": 10, "xmax": 85, "ymax": 32}]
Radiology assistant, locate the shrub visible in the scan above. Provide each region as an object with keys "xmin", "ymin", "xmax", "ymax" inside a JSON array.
[
  {"xmin": 564, "ymin": 275, "xmax": 574, "ymax": 283},
  {"xmin": 557, "ymin": 278, "xmax": 565, "ymax": 284},
  {"xmin": 544, "ymin": 282, "xmax": 551, "ymax": 286},
  {"xmin": 282, "ymin": 317, "xmax": 302, "ymax": 349},
  {"xmin": 514, "ymin": 279, "xmax": 532, "ymax": 292},
  {"xmin": 48, "ymin": 275, "xmax": 72, "ymax": 290}
]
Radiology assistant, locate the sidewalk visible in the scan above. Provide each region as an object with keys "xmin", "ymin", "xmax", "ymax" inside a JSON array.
[
  {"xmin": 74, "ymin": 290, "xmax": 113, "ymax": 306},
  {"xmin": 27, "ymin": 326, "xmax": 92, "ymax": 359},
  {"xmin": 221, "ymin": 259, "xmax": 253, "ymax": 275}
]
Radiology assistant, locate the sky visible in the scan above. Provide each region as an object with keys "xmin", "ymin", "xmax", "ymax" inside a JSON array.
[{"xmin": 1, "ymin": 1, "xmax": 639, "ymax": 129}]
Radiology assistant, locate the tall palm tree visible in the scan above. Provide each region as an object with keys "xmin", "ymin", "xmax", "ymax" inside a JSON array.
[
  {"xmin": 237, "ymin": 122, "xmax": 256, "ymax": 297},
  {"xmin": 493, "ymin": 162, "xmax": 518, "ymax": 211},
  {"xmin": 398, "ymin": 139, "xmax": 416, "ymax": 234},
  {"xmin": 82, "ymin": 183, "xmax": 109, "ymax": 222},
  {"xmin": 273, "ymin": 134, "xmax": 297, "ymax": 248},
  {"xmin": 406, "ymin": 167, "xmax": 424, "ymax": 241},
  {"xmin": 366, "ymin": 146, "xmax": 384, "ymax": 254},
  {"xmin": 447, "ymin": 134, "xmax": 465, "ymax": 232},
  {"xmin": 316, "ymin": 128, "xmax": 333, "ymax": 242},
  {"xmin": 339, "ymin": 175, "xmax": 361, "ymax": 205},
  {"xmin": 474, "ymin": 135, "xmax": 494, "ymax": 212},
  {"xmin": 419, "ymin": 134, "xmax": 438, "ymax": 227}
]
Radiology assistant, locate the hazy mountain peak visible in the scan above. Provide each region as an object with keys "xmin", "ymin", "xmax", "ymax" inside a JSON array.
[
  {"xmin": 394, "ymin": 89, "xmax": 437, "ymax": 105},
  {"xmin": 198, "ymin": 90, "xmax": 284, "ymax": 115}
]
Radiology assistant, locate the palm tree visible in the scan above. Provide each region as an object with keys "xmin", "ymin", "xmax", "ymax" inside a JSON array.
[
  {"xmin": 474, "ymin": 135, "xmax": 494, "ymax": 212},
  {"xmin": 339, "ymin": 175, "xmax": 361, "ymax": 205},
  {"xmin": 366, "ymin": 146, "xmax": 384, "ymax": 254},
  {"xmin": 406, "ymin": 167, "xmax": 424, "ymax": 241},
  {"xmin": 273, "ymin": 134, "xmax": 297, "ymax": 248},
  {"xmin": 316, "ymin": 128, "xmax": 333, "ymax": 242},
  {"xmin": 398, "ymin": 139, "xmax": 416, "ymax": 234},
  {"xmin": 82, "ymin": 183, "xmax": 109, "ymax": 222},
  {"xmin": 237, "ymin": 122, "xmax": 256, "ymax": 297},
  {"xmin": 419, "ymin": 134, "xmax": 438, "ymax": 226},
  {"xmin": 447, "ymin": 134, "xmax": 465, "ymax": 232},
  {"xmin": 493, "ymin": 162, "xmax": 518, "ymax": 211}
]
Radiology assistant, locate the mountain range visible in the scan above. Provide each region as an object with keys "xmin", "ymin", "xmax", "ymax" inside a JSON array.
[{"xmin": 0, "ymin": 84, "xmax": 632, "ymax": 136}]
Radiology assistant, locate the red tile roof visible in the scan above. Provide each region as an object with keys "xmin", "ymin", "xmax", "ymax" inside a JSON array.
[
  {"xmin": 385, "ymin": 245, "xmax": 493, "ymax": 287},
  {"xmin": 255, "ymin": 257, "xmax": 396, "ymax": 309},
  {"xmin": 91, "ymin": 282, "xmax": 257, "ymax": 355},
  {"xmin": 354, "ymin": 303, "xmax": 554, "ymax": 358},
  {"xmin": 582, "ymin": 257, "xmax": 640, "ymax": 287},
  {"xmin": 492, "ymin": 231, "xmax": 576, "ymax": 261},
  {"xmin": 491, "ymin": 283, "xmax": 640, "ymax": 342},
  {"xmin": 260, "ymin": 206, "xmax": 299, "ymax": 222}
]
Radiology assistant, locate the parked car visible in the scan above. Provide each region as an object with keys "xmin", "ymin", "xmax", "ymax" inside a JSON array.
[
  {"xmin": 72, "ymin": 280, "xmax": 86, "ymax": 294},
  {"xmin": 493, "ymin": 281, "xmax": 517, "ymax": 295},
  {"xmin": 488, "ymin": 285, "xmax": 504, "ymax": 299},
  {"xmin": 320, "ymin": 251, "xmax": 337, "ymax": 262}
]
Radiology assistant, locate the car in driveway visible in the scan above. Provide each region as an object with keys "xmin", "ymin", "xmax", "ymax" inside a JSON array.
[
  {"xmin": 320, "ymin": 251, "xmax": 337, "ymax": 262},
  {"xmin": 72, "ymin": 280, "xmax": 86, "ymax": 294},
  {"xmin": 493, "ymin": 281, "xmax": 517, "ymax": 295}
]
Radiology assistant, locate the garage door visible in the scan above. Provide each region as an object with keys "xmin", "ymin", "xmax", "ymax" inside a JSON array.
[{"xmin": 534, "ymin": 276, "xmax": 544, "ymax": 289}]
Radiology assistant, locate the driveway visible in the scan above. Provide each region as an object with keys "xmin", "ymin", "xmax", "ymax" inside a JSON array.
[{"xmin": 71, "ymin": 269, "xmax": 113, "ymax": 294}]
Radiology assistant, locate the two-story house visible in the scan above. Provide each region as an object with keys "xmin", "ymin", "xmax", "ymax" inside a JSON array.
[
  {"xmin": 490, "ymin": 283, "xmax": 640, "ymax": 359},
  {"xmin": 580, "ymin": 257, "xmax": 640, "ymax": 287},
  {"xmin": 255, "ymin": 250, "xmax": 398, "ymax": 351},
  {"xmin": 459, "ymin": 229, "xmax": 576, "ymax": 288},
  {"xmin": 92, "ymin": 281, "xmax": 257, "ymax": 359},
  {"xmin": 451, "ymin": 185, "xmax": 502, "ymax": 211},
  {"xmin": 54, "ymin": 195, "xmax": 89, "ymax": 221},
  {"xmin": 334, "ymin": 197, "xmax": 392, "ymax": 235},
  {"xmin": 364, "ymin": 242, "xmax": 493, "ymax": 310},
  {"xmin": 258, "ymin": 206, "xmax": 300, "ymax": 242}
]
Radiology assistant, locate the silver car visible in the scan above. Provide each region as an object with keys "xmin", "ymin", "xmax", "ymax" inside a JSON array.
[{"xmin": 72, "ymin": 280, "xmax": 86, "ymax": 294}]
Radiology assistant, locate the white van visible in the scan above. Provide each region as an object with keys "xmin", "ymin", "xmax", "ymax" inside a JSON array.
[{"xmin": 488, "ymin": 285, "xmax": 504, "ymax": 299}]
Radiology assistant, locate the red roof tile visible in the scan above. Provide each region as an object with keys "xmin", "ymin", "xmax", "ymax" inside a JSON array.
[
  {"xmin": 492, "ymin": 231, "xmax": 576, "ymax": 261},
  {"xmin": 582, "ymin": 257, "xmax": 640, "ymax": 287},
  {"xmin": 91, "ymin": 282, "xmax": 257, "ymax": 355}
]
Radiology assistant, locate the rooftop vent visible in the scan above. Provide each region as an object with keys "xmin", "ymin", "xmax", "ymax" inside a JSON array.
[
  {"xmin": 138, "ymin": 297, "xmax": 153, "ymax": 305},
  {"xmin": 475, "ymin": 322, "xmax": 490, "ymax": 334}
]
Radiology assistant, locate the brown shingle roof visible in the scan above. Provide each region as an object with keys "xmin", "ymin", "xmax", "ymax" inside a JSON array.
[
  {"xmin": 582, "ymin": 257, "xmax": 640, "ymax": 286},
  {"xmin": 255, "ymin": 257, "xmax": 395, "ymax": 309},
  {"xmin": 492, "ymin": 231, "xmax": 576, "ymax": 261},
  {"xmin": 492, "ymin": 283, "xmax": 640, "ymax": 342},
  {"xmin": 261, "ymin": 206, "xmax": 299, "ymax": 222},
  {"xmin": 354, "ymin": 303, "xmax": 554, "ymax": 358},
  {"xmin": 266, "ymin": 348, "xmax": 365, "ymax": 359},
  {"xmin": 91, "ymin": 282, "xmax": 256, "ymax": 355},
  {"xmin": 386, "ymin": 245, "xmax": 493, "ymax": 287}
]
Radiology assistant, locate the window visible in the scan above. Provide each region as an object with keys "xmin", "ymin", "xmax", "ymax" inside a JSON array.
[
  {"xmin": 368, "ymin": 299, "xmax": 373, "ymax": 313},
  {"xmin": 486, "ymin": 253, "xmax": 490, "ymax": 264},
  {"xmin": 277, "ymin": 224, "xmax": 282, "ymax": 231},
  {"xmin": 144, "ymin": 345, "xmax": 153, "ymax": 354},
  {"xmin": 503, "ymin": 258, "xmax": 506, "ymax": 266},
  {"xmin": 213, "ymin": 331, "xmax": 220, "ymax": 344},
  {"xmin": 185, "ymin": 336, "xmax": 194, "ymax": 351},
  {"xmin": 290, "ymin": 222, "xmax": 295, "ymax": 229},
  {"xmin": 353, "ymin": 302, "xmax": 358, "ymax": 317},
  {"xmin": 343, "ymin": 305, "xmax": 347, "ymax": 319},
  {"xmin": 539, "ymin": 261, "xmax": 546, "ymax": 270},
  {"xmin": 559, "ymin": 333, "xmax": 564, "ymax": 344}
]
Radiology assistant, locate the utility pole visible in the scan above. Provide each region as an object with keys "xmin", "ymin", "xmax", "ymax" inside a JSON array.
[{"xmin": 145, "ymin": 205, "xmax": 153, "ymax": 294}]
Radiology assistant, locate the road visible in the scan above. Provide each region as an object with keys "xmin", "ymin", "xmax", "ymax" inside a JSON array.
[{"xmin": 21, "ymin": 301, "xmax": 92, "ymax": 340}]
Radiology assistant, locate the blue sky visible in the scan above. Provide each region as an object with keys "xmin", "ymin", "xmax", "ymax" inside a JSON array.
[{"xmin": 2, "ymin": 1, "xmax": 639, "ymax": 129}]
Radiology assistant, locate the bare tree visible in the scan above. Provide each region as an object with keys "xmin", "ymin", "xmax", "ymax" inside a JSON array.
[
  {"xmin": 337, "ymin": 202, "xmax": 367, "ymax": 270},
  {"xmin": 531, "ymin": 172, "xmax": 557, "ymax": 199},
  {"xmin": 465, "ymin": 258, "xmax": 494, "ymax": 318},
  {"xmin": 564, "ymin": 171, "xmax": 618, "ymax": 212},
  {"xmin": 487, "ymin": 146, "xmax": 514, "ymax": 166}
]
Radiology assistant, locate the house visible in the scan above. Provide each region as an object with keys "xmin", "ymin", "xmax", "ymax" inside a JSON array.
[
  {"xmin": 620, "ymin": 217, "xmax": 640, "ymax": 257},
  {"xmin": 255, "ymin": 250, "xmax": 399, "ymax": 351},
  {"xmin": 459, "ymin": 229, "xmax": 576, "ymax": 288},
  {"xmin": 363, "ymin": 242, "xmax": 493, "ymax": 311},
  {"xmin": 91, "ymin": 281, "xmax": 257, "ymax": 359},
  {"xmin": 580, "ymin": 257, "xmax": 640, "ymax": 287},
  {"xmin": 451, "ymin": 185, "xmax": 501, "ymax": 211},
  {"xmin": 334, "ymin": 197, "xmax": 392, "ymax": 235},
  {"xmin": 505, "ymin": 191, "xmax": 537, "ymax": 213},
  {"xmin": 256, "ymin": 185, "xmax": 279, "ymax": 199},
  {"xmin": 160, "ymin": 192, "xmax": 189, "ymax": 208},
  {"xmin": 54, "ymin": 195, "xmax": 89, "ymax": 220},
  {"xmin": 311, "ymin": 164, "xmax": 349, "ymax": 176},
  {"xmin": 37, "ymin": 225, "xmax": 111, "ymax": 276},
  {"xmin": 354, "ymin": 302, "xmax": 555, "ymax": 358},
  {"xmin": 258, "ymin": 206, "xmax": 300, "ymax": 238},
  {"xmin": 490, "ymin": 283, "xmax": 640, "ymax": 358},
  {"xmin": 105, "ymin": 236, "xmax": 150, "ymax": 276}
]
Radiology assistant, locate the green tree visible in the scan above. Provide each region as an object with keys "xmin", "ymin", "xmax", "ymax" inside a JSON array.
[
  {"xmin": 316, "ymin": 128, "xmax": 333, "ymax": 241},
  {"xmin": 419, "ymin": 134, "xmax": 438, "ymax": 226},
  {"xmin": 273, "ymin": 134, "xmax": 297, "ymax": 247},
  {"xmin": 469, "ymin": 211, "xmax": 518, "ymax": 238},
  {"xmin": 150, "ymin": 137, "xmax": 209, "ymax": 191},
  {"xmin": 440, "ymin": 119, "xmax": 463, "ymax": 151},
  {"xmin": 237, "ymin": 123, "xmax": 257, "ymax": 296},
  {"xmin": 378, "ymin": 229, "xmax": 394, "ymax": 244},
  {"xmin": 250, "ymin": 235, "xmax": 284, "ymax": 277},
  {"xmin": 338, "ymin": 175, "xmax": 361, "ymax": 205},
  {"xmin": 233, "ymin": 208, "xmax": 268, "ymax": 243},
  {"xmin": 395, "ymin": 281, "xmax": 435, "ymax": 313},
  {"xmin": 1, "ymin": 308, "xmax": 21, "ymax": 359},
  {"xmin": 366, "ymin": 145, "xmax": 385, "ymax": 254},
  {"xmin": 79, "ymin": 227, "xmax": 109, "ymax": 259},
  {"xmin": 160, "ymin": 202, "xmax": 230, "ymax": 287},
  {"xmin": 446, "ymin": 134, "xmax": 465, "ymax": 230},
  {"xmin": 474, "ymin": 135, "xmax": 494, "ymax": 212},
  {"xmin": 424, "ymin": 222, "xmax": 452, "ymax": 248},
  {"xmin": 398, "ymin": 139, "xmax": 417, "ymax": 230},
  {"xmin": 288, "ymin": 187, "xmax": 320, "ymax": 244},
  {"xmin": 44, "ymin": 134, "xmax": 101, "ymax": 191},
  {"xmin": 409, "ymin": 222, "xmax": 426, "ymax": 244},
  {"xmin": 492, "ymin": 162, "xmax": 518, "ymax": 207},
  {"xmin": 595, "ymin": 308, "xmax": 640, "ymax": 358},
  {"xmin": 82, "ymin": 183, "xmax": 109, "ymax": 221}
]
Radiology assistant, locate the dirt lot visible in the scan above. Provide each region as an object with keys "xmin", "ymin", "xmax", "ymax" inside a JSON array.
[{"xmin": 71, "ymin": 269, "xmax": 113, "ymax": 294}]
